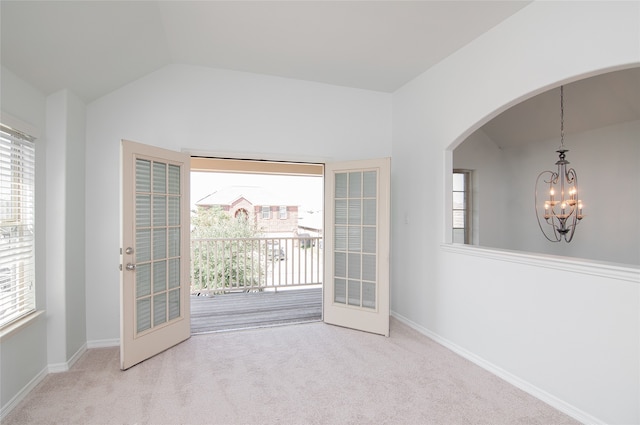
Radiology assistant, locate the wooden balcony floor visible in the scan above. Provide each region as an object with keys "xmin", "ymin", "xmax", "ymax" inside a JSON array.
[{"xmin": 190, "ymin": 287, "xmax": 322, "ymax": 334}]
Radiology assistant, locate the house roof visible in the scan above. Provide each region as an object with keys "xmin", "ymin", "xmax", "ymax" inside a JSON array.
[{"xmin": 195, "ymin": 186, "xmax": 297, "ymax": 208}]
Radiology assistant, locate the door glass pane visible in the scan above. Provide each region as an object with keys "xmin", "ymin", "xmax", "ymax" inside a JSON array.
[
  {"xmin": 335, "ymin": 173, "xmax": 348, "ymax": 198},
  {"xmin": 348, "ymin": 227, "xmax": 361, "ymax": 251},
  {"xmin": 168, "ymin": 196, "xmax": 180, "ymax": 225},
  {"xmin": 136, "ymin": 159, "xmax": 151, "ymax": 193},
  {"xmin": 153, "ymin": 293, "xmax": 167, "ymax": 325},
  {"xmin": 169, "ymin": 289, "xmax": 180, "ymax": 320},
  {"xmin": 136, "ymin": 263, "xmax": 151, "ymax": 298},
  {"xmin": 348, "ymin": 199, "xmax": 361, "ymax": 225},
  {"xmin": 363, "ymin": 171, "xmax": 376, "ymax": 197},
  {"xmin": 168, "ymin": 228, "xmax": 180, "ymax": 257},
  {"xmin": 168, "ymin": 258, "xmax": 180, "ymax": 289},
  {"xmin": 348, "ymin": 172, "xmax": 361, "ymax": 198},
  {"xmin": 334, "ymin": 252, "xmax": 346, "ymax": 278},
  {"xmin": 348, "ymin": 253, "xmax": 361, "ymax": 279},
  {"xmin": 335, "ymin": 173, "xmax": 348, "ymax": 199},
  {"xmin": 153, "ymin": 196, "xmax": 167, "ymax": 226},
  {"xmin": 168, "ymin": 164, "xmax": 180, "ymax": 195},
  {"xmin": 153, "ymin": 260, "xmax": 166, "ymax": 293},
  {"xmin": 136, "ymin": 229, "xmax": 151, "ymax": 262},
  {"xmin": 363, "ymin": 227, "xmax": 376, "ymax": 254},
  {"xmin": 137, "ymin": 298, "xmax": 151, "ymax": 333},
  {"xmin": 153, "ymin": 228, "xmax": 166, "ymax": 259},
  {"xmin": 362, "ymin": 254, "xmax": 376, "ymax": 281},
  {"xmin": 362, "ymin": 282, "xmax": 375, "ymax": 309},
  {"xmin": 136, "ymin": 195, "xmax": 151, "ymax": 227},
  {"xmin": 363, "ymin": 199, "xmax": 376, "ymax": 225},
  {"xmin": 334, "ymin": 278, "xmax": 346, "ymax": 304},
  {"xmin": 348, "ymin": 280, "xmax": 360, "ymax": 306},
  {"xmin": 335, "ymin": 226, "xmax": 347, "ymax": 251},
  {"xmin": 153, "ymin": 162, "xmax": 166, "ymax": 193},
  {"xmin": 335, "ymin": 200, "xmax": 347, "ymax": 224}
]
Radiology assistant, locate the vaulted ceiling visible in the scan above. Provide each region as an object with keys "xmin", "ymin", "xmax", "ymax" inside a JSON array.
[
  {"xmin": 0, "ymin": 1, "xmax": 529, "ymax": 101},
  {"xmin": 1, "ymin": 1, "xmax": 638, "ymax": 148}
]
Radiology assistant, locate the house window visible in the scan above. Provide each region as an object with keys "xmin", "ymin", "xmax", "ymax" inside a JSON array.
[
  {"xmin": 0, "ymin": 123, "xmax": 36, "ymax": 328},
  {"xmin": 279, "ymin": 205, "xmax": 287, "ymax": 219},
  {"xmin": 261, "ymin": 206, "xmax": 271, "ymax": 219},
  {"xmin": 453, "ymin": 170, "xmax": 471, "ymax": 244}
]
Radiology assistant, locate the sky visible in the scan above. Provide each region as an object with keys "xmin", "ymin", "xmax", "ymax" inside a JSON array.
[{"xmin": 190, "ymin": 171, "xmax": 324, "ymax": 213}]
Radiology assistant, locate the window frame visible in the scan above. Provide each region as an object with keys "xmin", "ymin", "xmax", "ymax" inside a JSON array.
[
  {"xmin": 278, "ymin": 205, "xmax": 287, "ymax": 219},
  {"xmin": 452, "ymin": 169, "xmax": 472, "ymax": 244},
  {"xmin": 0, "ymin": 123, "xmax": 36, "ymax": 329},
  {"xmin": 261, "ymin": 205, "xmax": 271, "ymax": 219}
]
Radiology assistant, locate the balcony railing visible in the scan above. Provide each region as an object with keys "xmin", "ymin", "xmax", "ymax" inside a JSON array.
[{"xmin": 190, "ymin": 236, "xmax": 323, "ymax": 294}]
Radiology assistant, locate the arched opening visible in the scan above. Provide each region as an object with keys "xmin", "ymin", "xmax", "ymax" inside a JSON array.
[{"xmin": 451, "ymin": 67, "xmax": 640, "ymax": 265}]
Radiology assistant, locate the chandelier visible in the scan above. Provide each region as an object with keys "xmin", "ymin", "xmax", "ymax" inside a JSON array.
[{"xmin": 535, "ymin": 85, "xmax": 584, "ymax": 242}]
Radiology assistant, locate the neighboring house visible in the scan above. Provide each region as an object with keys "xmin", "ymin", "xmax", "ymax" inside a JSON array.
[{"xmin": 195, "ymin": 186, "xmax": 299, "ymax": 235}]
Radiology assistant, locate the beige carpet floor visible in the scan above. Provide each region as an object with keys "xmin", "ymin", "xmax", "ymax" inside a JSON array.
[{"xmin": 4, "ymin": 319, "xmax": 579, "ymax": 424}]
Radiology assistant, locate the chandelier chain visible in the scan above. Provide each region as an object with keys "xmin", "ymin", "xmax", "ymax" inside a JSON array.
[{"xmin": 560, "ymin": 85, "xmax": 564, "ymax": 148}]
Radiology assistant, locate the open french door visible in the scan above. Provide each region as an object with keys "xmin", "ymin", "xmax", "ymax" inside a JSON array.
[
  {"xmin": 324, "ymin": 158, "xmax": 390, "ymax": 336},
  {"xmin": 120, "ymin": 140, "xmax": 191, "ymax": 370}
]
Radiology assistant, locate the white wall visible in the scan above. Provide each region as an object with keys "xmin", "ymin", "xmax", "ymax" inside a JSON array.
[
  {"xmin": 0, "ymin": 67, "xmax": 48, "ymax": 412},
  {"xmin": 456, "ymin": 119, "xmax": 640, "ymax": 265},
  {"xmin": 85, "ymin": 64, "xmax": 392, "ymax": 342},
  {"xmin": 45, "ymin": 90, "xmax": 87, "ymax": 367},
  {"xmin": 45, "ymin": 91, "xmax": 67, "ymax": 366},
  {"xmin": 64, "ymin": 91, "xmax": 87, "ymax": 359},
  {"xmin": 392, "ymin": 2, "xmax": 639, "ymax": 424}
]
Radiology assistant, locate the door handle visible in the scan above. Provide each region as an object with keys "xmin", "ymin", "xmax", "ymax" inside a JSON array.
[{"xmin": 125, "ymin": 263, "xmax": 136, "ymax": 271}]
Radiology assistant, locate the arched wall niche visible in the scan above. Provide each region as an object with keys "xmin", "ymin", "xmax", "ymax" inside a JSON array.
[{"xmin": 449, "ymin": 65, "xmax": 640, "ymax": 265}]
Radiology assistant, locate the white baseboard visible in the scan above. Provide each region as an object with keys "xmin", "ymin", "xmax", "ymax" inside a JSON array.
[
  {"xmin": 87, "ymin": 338, "xmax": 119, "ymax": 348},
  {"xmin": 390, "ymin": 311, "xmax": 605, "ymax": 425},
  {"xmin": 0, "ymin": 366, "xmax": 48, "ymax": 421},
  {"xmin": 48, "ymin": 342, "xmax": 87, "ymax": 373}
]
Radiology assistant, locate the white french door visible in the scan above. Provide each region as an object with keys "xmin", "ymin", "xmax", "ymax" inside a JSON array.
[
  {"xmin": 323, "ymin": 158, "xmax": 390, "ymax": 336},
  {"xmin": 120, "ymin": 140, "xmax": 191, "ymax": 370}
]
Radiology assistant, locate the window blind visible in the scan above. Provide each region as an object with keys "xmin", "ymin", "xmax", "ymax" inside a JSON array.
[{"xmin": 0, "ymin": 123, "xmax": 36, "ymax": 327}]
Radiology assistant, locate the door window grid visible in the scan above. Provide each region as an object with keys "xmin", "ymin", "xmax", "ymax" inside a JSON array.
[
  {"xmin": 135, "ymin": 158, "xmax": 182, "ymax": 334},
  {"xmin": 333, "ymin": 170, "xmax": 377, "ymax": 309}
]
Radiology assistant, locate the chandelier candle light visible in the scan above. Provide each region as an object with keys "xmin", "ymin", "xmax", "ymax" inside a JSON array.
[{"xmin": 535, "ymin": 85, "xmax": 584, "ymax": 242}]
